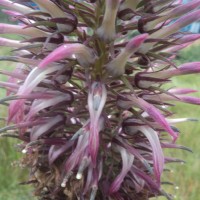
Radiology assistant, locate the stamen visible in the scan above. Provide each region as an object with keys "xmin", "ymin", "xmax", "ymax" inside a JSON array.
[
  {"xmin": 76, "ymin": 157, "xmax": 89, "ymax": 180},
  {"xmin": 61, "ymin": 172, "xmax": 73, "ymax": 187},
  {"xmin": 70, "ymin": 128, "xmax": 83, "ymax": 141},
  {"xmin": 22, "ymin": 149, "xmax": 27, "ymax": 154},
  {"xmin": 90, "ymin": 186, "xmax": 97, "ymax": 200}
]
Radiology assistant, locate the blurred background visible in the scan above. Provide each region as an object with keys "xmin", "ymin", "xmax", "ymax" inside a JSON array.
[{"xmin": 0, "ymin": 3, "xmax": 200, "ymax": 200}]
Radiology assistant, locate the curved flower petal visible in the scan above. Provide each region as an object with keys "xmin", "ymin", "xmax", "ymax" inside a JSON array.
[{"xmin": 38, "ymin": 43, "xmax": 95, "ymax": 68}]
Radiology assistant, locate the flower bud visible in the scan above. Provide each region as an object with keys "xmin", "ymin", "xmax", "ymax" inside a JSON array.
[
  {"xmin": 144, "ymin": 0, "xmax": 200, "ymax": 31},
  {"xmin": 0, "ymin": 0, "xmax": 33, "ymax": 14},
  {"xmin": 152, "ymin": 10, "xmax": 200, "ymax": 39},
  {"xmin": 32, "ymin": 0, "xmax": 77, "ymax": 32},
  {"xmin": 139, "ymin": 10, "xmax": 200, "ymax": 53},
  {"xmin": 96, "ymin": 0, "xmax": 120, "ymax": 42},
  {"xmin": 0, "ymin": 23, "xmax": 48, "ymax": 38},
  {"xmin": 106, "ymin": 34, "xmax": 148, "ymax": 77},
  {"xmin": 38, "ymin": 43, "xmax": 96, "ymax": 68},
  {"xmin": 0, "ymin": 37, "xmax": 28, "ymax": 48}
]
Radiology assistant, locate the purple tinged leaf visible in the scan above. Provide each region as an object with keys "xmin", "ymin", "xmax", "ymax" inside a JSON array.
[
  {"xmin": 88, "ymin": 82, "xmax": 107, "ymax": 165},
  {"xmin": 89, "ymin": 124, "xmax": 100, "ymax": 166},
  {"xmin": 65, "ymin": 129, "xmax": 90, "ymax": 173},
  {"xmin": 138, "ymin": 126, "xmax": 164, "ymax": 184},
  {"xmin": 0, "ymin": 119, "xmax": 45, "ymax": 134},
  {"xmin": 48, "ymin": 141, "xmax": 74, "ymax": 165},
  {"xmin": 115, "ymin": 139, "xmax": 153, "ymax": 174},
  {"xmin": 134, "ymin": 72, "xmax": 170, "ymax": 89},
  {"xmin": 169, "ymin": 88, "xmax": 198, "ymax": 95},
  {"xmin": 178, "ymin": 96, "xmax": 200, "ymax": 105},
  {"xmin": 2, "ymin": 9, "xmax": 22, "ymax": 19},
  {"xmin": 26, "ymin": 92, "xmax": 73, "ymax": 120},
  {"xmin": 0, "ymin": 69, "xmax": 26, "ymax": 80},
  {"xmin": 22, "ymin": 65, "xmax": 63, "ymax": 94},
  {"xmin": 142, "ymin": 62, "xmax": 200, "ymax": 79},
  {"xmin": 161, "ymin": 142, "xmax": 193, "ymax": 153},
  {"xmin": 142, "ymin": 98, "xmax": 176, "ymax": 123},
  {"xmin": 129, "ymin": 173, "xmax": 145, "ymax": 193},
  {"xmin": 164, "ymin": 42, "xmax": 191, "ymax": 53},
  {"xmin": 0, "ymin": 55, "xmax": 41, "ymax": 66},
  {"xmin": 109, "ymin": 147, "xmax": 134, "ymax": 194},
  {"xmin": 171, "ymin": 62, "xmax": 200, "ymax": 76},
  {"xmin": 84, "ymin": 164, "xmax": 94, "ymax": 194},
  {"xmin": 84, "ymin": 160, "xmax": 102, "ymax": 195},
  {"xmin": 0, "ymin": 81, "xmax": 18, "ymax": 90},
  {"xmin": 165, "ymin": 157, "xmax": 185, "ymax": 164},
  {"xmin": 8, "ymin": 65, "xmax": 63, "ymax": 122},
  {"xmin": 176, "ymin": 33, "xmax": 200, "ymax": 44},
  {"xmin": 131, "ymin": 167, "xmax": 160, "ymax": 193},
  {"xmin": 41, "ymin": 138, "xmax": 66, "ymax": 145},
  {"xmin": 118, "ymin": 95, "xmax": 178, "ymax": 141},
  {"xmin": 30, "ymin": 115, "xmax": 64, "ymax": 141},
  {"xmin": 143, "ymin": 91, "xmax": 200, "ymax": 106}
]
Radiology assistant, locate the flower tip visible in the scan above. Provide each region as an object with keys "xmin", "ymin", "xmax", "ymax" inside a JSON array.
[
  {"xmin": 22, "ymin": 149, "xmax": 27, "ymax": 154},
  {"xmin": 172, "ymin": 134, "xmax": 178, "ymax": 143},
  {"xmin": 125, "ymin": 33, "xmax": 149, "ymax": 52},
  {"xmin": 61, "ymin": 172, "xmax": 73, "ymax": 188},
  {"xmin": 61, "ymin": 182, "xmax": 66, "ymax": 188},
  {"xmin": 76, "ymin": 173, "xmax": 82, "ymax": 180},
  {"xmin": 188, "ymin": 118, "xmax": 199, "ymax": 122}
]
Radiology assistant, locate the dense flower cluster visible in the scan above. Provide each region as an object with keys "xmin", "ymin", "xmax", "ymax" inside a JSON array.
[{"xmin": 0, "ymin": 0, "xmax": 200, "ymax": 199}]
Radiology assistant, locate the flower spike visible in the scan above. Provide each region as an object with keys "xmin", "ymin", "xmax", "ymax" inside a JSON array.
[
  {"xmin": 88, "ymin": 82, "xmax": 107, "ymax": 165},
  {"xmin": 0, "ymin": 1, "xmax": 199, "ymax": 199}
]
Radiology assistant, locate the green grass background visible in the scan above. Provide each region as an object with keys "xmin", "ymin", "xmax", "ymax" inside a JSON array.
[{"xmin": 0, "ymin": 38, "xmax": 200, "ymax": 200}]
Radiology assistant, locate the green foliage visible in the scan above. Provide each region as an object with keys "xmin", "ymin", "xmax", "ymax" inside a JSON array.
[{"xmin": 0, "ymin": 8, "xmax": 10, "ymax": 23}]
